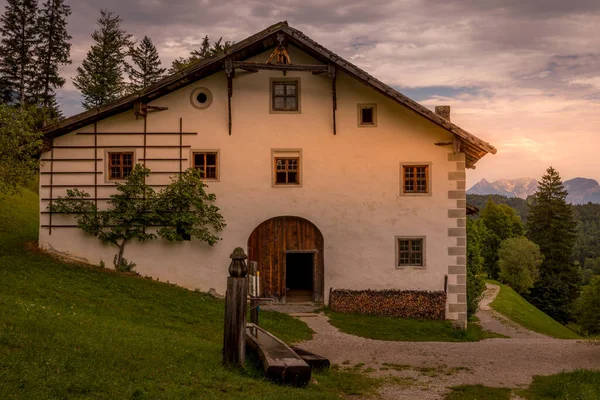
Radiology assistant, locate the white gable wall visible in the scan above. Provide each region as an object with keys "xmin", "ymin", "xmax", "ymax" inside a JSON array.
[{"xmin": 40, "ymin": 45, "xmax": 466, "ymax": 321}]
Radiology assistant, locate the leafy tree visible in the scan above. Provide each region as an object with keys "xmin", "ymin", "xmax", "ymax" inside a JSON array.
[
  {"xmin": 572, "ymin": 203, "xmax": 600, "ymax": 264},
  {"xmin": 575, "ymin": 276, "xmax": 600, "ymax": 335},
  {"xmin": 34, "ymin": 0, "xmax": 72, "ymax": 121},
  {"xmin": 0, "ymin": 0, "xmax": 39, "ymax": 106},
  {"xmin": 51, "ymin": 165, "xmax": 226, "ymax": 270},
  {"xmin": 168, "ymin": 35, "xmax": 233, "ymax": 74},
  {"xmin": 155, "ymin": 168, "xmax": 226, "ymax": 243},
  {"xmin": 0, "ymin": 105, "xmax": 43, "ymax": 195},
  {"xmin": 126, "ymin": 36, "xmax": 165, "ymax": 92},
  {"xmin": 581, "ymin": 257, "xmax": 600, "ymax": 285},
  {"xmin": 466, "ymin": 194, "xmax": 529, "ymax": 222},
  {"xmin": 526, "ymin": 166, "xmax": 580, "ymax": 324},
  {"xmin": 73, "ymin": 10, "xmax": 132, "ymax": 110},
  {"xmin": 52, "ymin": 165, "xmax": 157, "ymax": 270},
  {"xmin": 466, "ymin": 218, "xmax": 487, "ymax": 317},
  {"xmin": 479, "ymin": 199, "xmax": 524, "ymax": 279},
  {"xmin": 498, "ymin": 237, "xmax": 543, "ymax": 294}
]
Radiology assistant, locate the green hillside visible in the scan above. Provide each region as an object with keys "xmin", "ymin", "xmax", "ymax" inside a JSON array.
[
  {"xmin": 488, "ymin": 280, "xmax": 581, "ymax": 339},
  {"xmin": 0, "ymin": 190, "xmax": 378, "ymax": 399}
]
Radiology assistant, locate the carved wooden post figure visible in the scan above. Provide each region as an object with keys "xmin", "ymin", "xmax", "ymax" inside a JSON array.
[{"xmin": 223, "ymin": 247, "xmax": 248, "ymax": 367}]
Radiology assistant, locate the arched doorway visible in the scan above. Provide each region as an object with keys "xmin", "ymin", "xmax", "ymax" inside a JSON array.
[{"xmin": 247, "ymin": 216, "xmax": 324, "ymax": 303}]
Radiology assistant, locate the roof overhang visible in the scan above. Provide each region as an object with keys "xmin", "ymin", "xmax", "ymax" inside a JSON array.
[{"xmin": 43, "ymin": 21, "xmax": 496, "ymax": 167}]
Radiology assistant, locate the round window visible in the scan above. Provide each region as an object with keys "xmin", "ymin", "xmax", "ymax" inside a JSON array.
[
  {"xmin": 197, "ymin": 92, "xmax": 208, "ymax": 104},
  {"xmin": 190, "ymin": 87, "xmax": 213, "ymax": 109}
]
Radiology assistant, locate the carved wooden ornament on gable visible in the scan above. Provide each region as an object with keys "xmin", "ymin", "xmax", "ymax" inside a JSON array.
[{"xmin": 266, "ymin": 33, "xmax": 292, "ymax": 65}]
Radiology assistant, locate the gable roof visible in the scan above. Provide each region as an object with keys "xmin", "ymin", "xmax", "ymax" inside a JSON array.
[{"xmin": 43, "ymin": 21, "xmax": 496, "ymax": 167}]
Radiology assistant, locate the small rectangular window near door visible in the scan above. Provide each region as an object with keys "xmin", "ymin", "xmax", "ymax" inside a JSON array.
[
  {"xmin": 193, "ymin": 151, "xmax": 218, "ymax": 180},
  {"xmin": 108, "ymin": 152, "xmax": 134, "ymax": 180},
  {"xmin": 274, "ymin": 157, "xmax": 300, "ymax": 185},
  {"xmin": 397, "ymin": 237, "xmax": 425, "ymax": 267}
]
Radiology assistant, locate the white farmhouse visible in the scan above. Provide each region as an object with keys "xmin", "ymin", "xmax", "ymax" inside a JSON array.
[{"xmin": 39, "ymin": 22, "xmax": 496, "ymax": 326}]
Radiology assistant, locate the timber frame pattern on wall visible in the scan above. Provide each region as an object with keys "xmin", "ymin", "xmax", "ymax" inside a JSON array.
[{"xmin": 40, "ymin": 115, "xmax": 198, "ymax": 234}]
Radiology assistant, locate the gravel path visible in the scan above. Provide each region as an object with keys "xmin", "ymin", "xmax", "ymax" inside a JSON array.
[
  {"xmin": 476, "ymin": 283, "xmax": 547, "ymax": 339},
  {"xmin": 290, "ymin": 286, "xmax": 600, "ymax": 399}
]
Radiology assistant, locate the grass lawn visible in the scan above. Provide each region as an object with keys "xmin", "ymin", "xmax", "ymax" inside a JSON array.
[
  {"xmin": 0, "ymin": 189, "xmax": 380, "ymax": 399},
  {"xmin": 326, "ymin": 311, "xmax": 506, "ymax": 342},
  {"xmin": 445, "ymin": 370, "xmax": 600, "ymax": 400},
  {"xmin": 487, "ymin": 280, "xmax": 581, "ymax": 339},
  {"xmin": 519, "ymin": 369, "xmax": 600, "ymax": 399}
]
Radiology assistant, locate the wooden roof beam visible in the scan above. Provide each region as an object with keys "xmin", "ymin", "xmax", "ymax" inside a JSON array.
[{"xmin": 232, "ymin": 61, "xmax": 327, "ymax": 73}]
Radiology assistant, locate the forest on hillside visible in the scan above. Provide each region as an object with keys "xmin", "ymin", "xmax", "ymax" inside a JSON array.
[{"xmin": 467, "ymin": 194, "xmax": 600, "ymax": 282}]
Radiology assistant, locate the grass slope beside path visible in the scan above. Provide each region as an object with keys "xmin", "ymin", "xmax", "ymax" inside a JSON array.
[
  {"xmin": 445, "ymin": 369, "xmax": 600, "ymax": 400},
  {"xmin": 326, "ymin": 311, "xmax": 506, "ymax": 342},
  {"xmin": 487, "ymin": 280, "xmax": 581, "ymax": 339},
  {"xmin": 0, "ymin": 190, "xmax": 380, "ymax": 399}
]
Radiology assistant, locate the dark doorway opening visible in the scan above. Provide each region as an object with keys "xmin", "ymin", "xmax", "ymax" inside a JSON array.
[{"xmin": 286, "ymin": 252, "xmax": 314, "ymax": 303}]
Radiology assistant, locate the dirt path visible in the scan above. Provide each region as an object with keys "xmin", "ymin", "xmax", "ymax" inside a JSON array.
[
  {"xmin": 291, "ymin": 286, "xmax": 600, "ymax": 399},
  {"xmin": 476, "ymin": 283, "xmax": 548, "ymax": 339},
  {"xmin": 296, "ymin": 315, "xmax": 599, "ymax": 399}
]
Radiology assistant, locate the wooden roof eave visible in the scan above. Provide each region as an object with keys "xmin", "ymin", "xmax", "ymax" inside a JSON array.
[
  {"xmin": 42, "ymin": 21, "xmax": 289, "ymax": 139},
  {"xmin": 281, "ymin": 26, "xmax": 497, "ymax": 159},
  {"xmin": 42, "ymin": 20, "xmax": 496, "ymax": 165}
]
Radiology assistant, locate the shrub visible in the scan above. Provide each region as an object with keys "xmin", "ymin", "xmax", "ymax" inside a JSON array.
[
  {"xmin": 466, "ymin": 218, "xmax": 486, "ymax": 317},
  {"xmin": 575, "ymin": 276, "xmax": 600, "ymax": 335},
  {"xmin": 498, "ymin": 237, "xmax": 543, "ymax": 294}
]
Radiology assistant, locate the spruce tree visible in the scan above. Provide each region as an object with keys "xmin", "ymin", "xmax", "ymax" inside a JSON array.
[
  {"xmin": 73, "ymin": 10, "xmax": 131, "ymax": 110},
  {"xmin": 34, "ymin": 0, "xmax": 72, "ymax": 121},
  {"xmin": 526, "ymin": 166, "xmax": 581, "ymax": 323},
  {"xmin": 127, "ymin": 36, "xmax": 165, "ymax": 92},
  {"xmin": 0, "ymin": 0, "xmax": 39, "ymax": 107},
  {"xmin": 168, "ymin": 35, "xmax": 233, "ymax": 74}
]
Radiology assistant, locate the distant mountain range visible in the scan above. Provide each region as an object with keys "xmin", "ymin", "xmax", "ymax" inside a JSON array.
[{"xmin": 467, "ymin": 177, "xmax": 600, "ymax": 205}]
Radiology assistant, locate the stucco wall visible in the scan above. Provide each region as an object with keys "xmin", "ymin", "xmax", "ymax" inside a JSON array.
[{"xmin": 39, "ymin": 45, "xmax": 466, "ymax": 320}]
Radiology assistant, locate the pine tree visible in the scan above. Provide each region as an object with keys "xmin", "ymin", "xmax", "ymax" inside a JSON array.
[
  {"xmin": 127, "ymin": 36, "xmax": 165, "ymax": 92},
  {"xmin": 168, "ymin": 35, "xmax": 233, "ymax": 74},
  {"xmin": 526, "ymin": 166, "xmax": 581, "ymax": 323},
  {"xmin": 0, "ymin": 0, "xmax": 39, "ymax": 107},
  {"xmin": 73, "ymin": 10, "xmax": 131, "ymax": 110},
  {"xmin": 34, "ymin": 0, "xmax": 72, "ymax": 121}
]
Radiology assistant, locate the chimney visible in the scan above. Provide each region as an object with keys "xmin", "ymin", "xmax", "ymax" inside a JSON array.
[{"xmin": 435, "ymin": 105, "xmax": 451, "ymax": 121}]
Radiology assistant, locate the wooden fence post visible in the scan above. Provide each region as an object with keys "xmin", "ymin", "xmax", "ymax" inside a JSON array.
[
  {"xmin": 249, "ymin": 261, "xmax": 259, "ymax": 325},
  {"xmin": 223, "ymin": 247, "xmax": 248, "ymax": 367}
]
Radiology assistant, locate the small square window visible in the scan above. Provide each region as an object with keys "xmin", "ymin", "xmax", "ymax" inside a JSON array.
[
  {"xmin": 402, "ymin": 165, "xmax": 429, "ymax": 194},
  {"xmin": 274, "ymin": 157, "xmax": 300, "ymax": 185},
  {"xmin": 396, "ymin": 237, "xmax": 425, "ymax": 267},
  {"xmin": 108, "ymin": 152, "xmax": 134, "ymax": 180},
  {"xmin": 358, "ymin": 104, "xmax": 377, "ymax": 127},
  {"xmin": 193, "ymin": 151, "xmax": 219, "ymax": 180},
  {"xmin": 271, "ymin": 80, "xmax": 299, "ymax": 112}
]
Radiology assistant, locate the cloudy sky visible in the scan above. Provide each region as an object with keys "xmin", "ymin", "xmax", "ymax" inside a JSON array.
[{"xmin": 3, "ymin": 0, "xmax": 600, "ymax": 187}]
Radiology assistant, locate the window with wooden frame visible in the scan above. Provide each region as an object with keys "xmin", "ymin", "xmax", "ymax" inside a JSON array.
[
  {"xmin": 271, "ymin": 80, "xmax": 299, "ymax": 112},
  {"xmin": 358, "ymin": 104, "xmax": 377, "ymax": 127},
  {"xmin": 274, "ymin": 157, "xmax": 300, "ymax": 185},
  {"xmin": 192, "ymin": 151, "xmax": 218, "ymax": 180},
  {"xmin": 396, "ymin": 237, "xmax": 425, "ymax": 267},
  {"xmin": 402, "ymin": 165, "xmax": 429, "ymax": 194},
  {"xmin": 108, "ymin": 152, "xmax": 134, "ymax": 180}
]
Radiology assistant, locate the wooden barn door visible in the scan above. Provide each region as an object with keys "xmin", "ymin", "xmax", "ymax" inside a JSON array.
[{"xmin": 247, "ymin": 216, "xmax": 324, "ymax": 303}]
